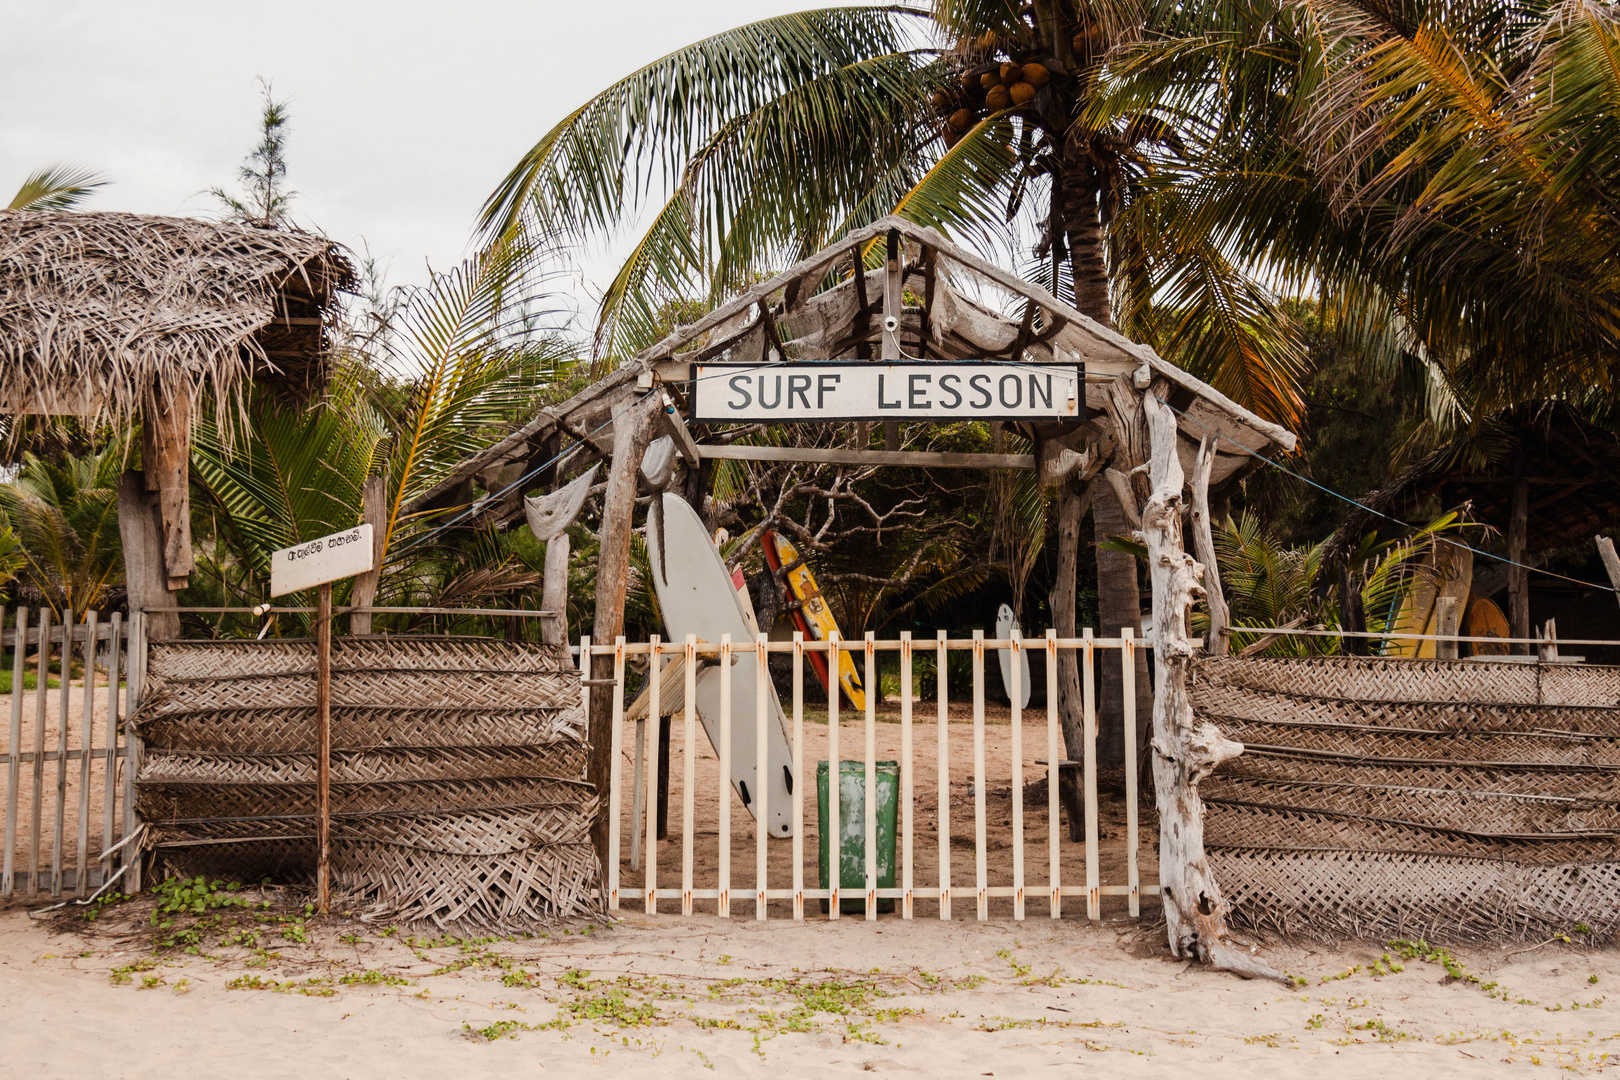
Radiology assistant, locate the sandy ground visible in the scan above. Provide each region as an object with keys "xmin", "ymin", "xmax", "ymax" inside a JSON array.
[
  {"xmin": 613, "ymin": 700, "xmax": 1155, "ymax": 919},
  {"xmin": 5, "ymin": 898, "xmax": 1619, "ymax": 1078}
]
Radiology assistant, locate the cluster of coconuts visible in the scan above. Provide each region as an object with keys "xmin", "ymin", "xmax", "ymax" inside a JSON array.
[{"xmin": 933, "ymin": 59, "xmax": 1052, "ymax": 149}]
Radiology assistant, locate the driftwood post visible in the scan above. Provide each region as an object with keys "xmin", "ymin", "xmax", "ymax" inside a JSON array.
[
  {"xmin": 1597, "ymin": 537, "xmax": 1620, "ymax": 614},
  {"xmin": 1189, "ymin": 435, "xmax": 1229, "ymax": 657},
  {"xmin": 1141, "ymin": 389, "xmax": 1280, "ymax": 981},
  {"xmin": 587, "ymin": 396, "xmax": 658, "ymax": 870}
]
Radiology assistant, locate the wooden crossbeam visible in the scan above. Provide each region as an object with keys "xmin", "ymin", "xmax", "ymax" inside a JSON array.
[{"xmin": 695, "ymin": 444, "xmax": 1035, "ymax": 469}]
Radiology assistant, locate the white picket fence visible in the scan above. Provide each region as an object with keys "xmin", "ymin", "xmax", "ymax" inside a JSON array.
[
  {"xmin": 0, "ymin": 609, "xmax": 146, "ymax": 900},
  {"xmin": 589, "ymin": 629, "xmax": 1158, "ymax": 921}
]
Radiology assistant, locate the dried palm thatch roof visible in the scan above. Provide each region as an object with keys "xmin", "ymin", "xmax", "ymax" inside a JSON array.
[{"xmin": 0, "ymin": 210, "xmax": 356, "ymax": 424}]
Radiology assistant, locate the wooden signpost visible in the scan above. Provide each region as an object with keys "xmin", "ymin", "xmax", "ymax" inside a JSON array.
[{"xmin": 265, "ymin": 524, "xmax": 376, "ymax": 912}]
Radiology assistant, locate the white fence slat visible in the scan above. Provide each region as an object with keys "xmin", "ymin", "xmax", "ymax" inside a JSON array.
[
  {"xmin": 791, "ymin": 632, "xmax": 805, "ymax": 920},
  {"xmin": 899, "ymin": 631, "xmax": 914, "ymax": 920},
  {"xmin": 641, "ymin": 638, "xmax": 660, "ymax": 906},
  {"xmin": 936, "ymin": 630, "xmax": 951, "ymax": 921},
  {"xmin": 972, "ymin": 630, "xmax": 987, "ymax": 921},
  {"xmin": 121, "ymin": 612, "xmax": 141, "ymax": 894},
  {"xmin": 1010, "ymin": 628, "xmax": 1025, "ymax": 921},
  {"xmin": 863, "ymin": 632, "xmax": 877, "ymax": 921},
  {"xmin": 2, "ymin": 608, "xmax": 19, "ymax": 898},
  {"xmin": 76, "ymin": 610, "xmax": 98, "ymax": 896},
  {"xmin": 1083, "ymin": 628, "xmax": 1100, "ymax": 921},
  {"xmin": 756, "ymin": 634, "xmax": 769, "ymax": 920},
  {"xmin": 717, "ymin": 634, "xmax": 731, "ymax": 918},
  {"xmin": 1122, "ymin": 626, "xmax": 1140, "ymax": 917},
  {"xmin": 53, "ymin": 615, "xmax": 72, "ymax": 897},
  {"xmin": 827, "ymin": 631, "xmax": 840, "ymax": 920},
  {"xmin": 30, "ymin": 608, "xmax": 48, "ymax": 896},
  {"xmin": 607, "ymin": 636, "xmax": 628, "ymax": 910},
  {"xmin": 682, "ymin": 634, "xmax": 697, "ymax": 916},
  {"xmin": 629, "ymin": 718, "xmax": 645, "ymax": 872},
  {"xmin": 1046, "ymin": 629, "xmax": 1060, "ymax": 918},
  {"xmin": 102, "ymin": 613, "xmax": 121, "ymax": 864}
]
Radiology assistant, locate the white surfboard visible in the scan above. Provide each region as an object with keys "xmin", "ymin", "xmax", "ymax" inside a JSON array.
[
  {"xmin": 647, "ymin": 492, "xmax": 794, "ymax": 838},
  {"xmin": 995, "ymin": 604, "xmax": 1033, "ymax": 709}
]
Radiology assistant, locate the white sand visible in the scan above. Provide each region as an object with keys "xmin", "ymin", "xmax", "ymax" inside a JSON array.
[{"xmin": 4, "ymin": 904, "xmax": 1615, "ymax": 1077}]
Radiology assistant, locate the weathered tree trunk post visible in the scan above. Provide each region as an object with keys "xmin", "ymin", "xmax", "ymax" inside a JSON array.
[
  {"xmin": 349, "ymin": 473, "xmax": 387, "ymax": 635},
  {"xmin": 141, "ymin": 385, "xmax": 195, "ymax": 591},
  {"xmin": 116, "ymin": 472, "xmax": 180, "ymax": 640},
  {"xmin": 587, "ymin": 396, "xmax": 658, "ymax": 872},
  {"xmin": 1049, "ymin": 473, "xmax": 1092, "ymax": 840},
  {"xmin": 1509, "ymin": 455, "xmax": 1530, "ymax": 653},
  {"xmin": 1189, "ymin": 436, "xmax": 1229, "ymax": 657},
  {"xmin": 1141, "ymin": 389, "xmax": 1282, "ymax": 981}
]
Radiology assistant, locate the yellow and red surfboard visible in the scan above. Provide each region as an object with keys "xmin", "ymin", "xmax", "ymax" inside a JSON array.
[
  {"xmin": 763, "ymin": 530, "xmax": 866, "ymax": 710},
  {"xmin": 1390, "ymin": 539, "xmax": 1473, "ymax": 657}
]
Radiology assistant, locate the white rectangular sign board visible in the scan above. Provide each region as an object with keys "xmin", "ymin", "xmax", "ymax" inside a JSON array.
[
  {"xmin": 691, "ymin": 362, "xmax": 1082, "ymax": 422},
  {"xmin": 269, "ymin": 524, "xmax": 375, "ymax": 597}
]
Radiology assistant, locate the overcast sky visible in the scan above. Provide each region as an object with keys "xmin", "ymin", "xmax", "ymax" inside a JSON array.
[{"xmin": 1, "ymin": 0, "xmax": 825, "ymax": 324}]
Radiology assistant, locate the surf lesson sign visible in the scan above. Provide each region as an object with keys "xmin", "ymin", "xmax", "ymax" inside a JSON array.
[
  {"xmin": 269, "ymin": 524, "xmax": 375, "ymax": 596},
  {"xmin": 690, "ymin": 362, "xmax": 1082, "ymax": 422}
]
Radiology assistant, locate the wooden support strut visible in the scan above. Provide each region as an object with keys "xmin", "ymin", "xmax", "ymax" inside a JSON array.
[
  {"xmin": 349, "ymin": 474, "xmax": 387, "ymax": 635},
  {"xmin": 1189, "ymin": 436, "xmax": 1229, "ymax": 657},
  {"xmin": 1141, "ymin": 388, "xmax": 1282, "ymax": 982},
  {"xmin": 587, "ymin": 395, "xmax": 659, "ymax": 870}
]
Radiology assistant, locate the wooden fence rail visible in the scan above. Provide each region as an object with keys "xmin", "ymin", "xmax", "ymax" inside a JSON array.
[
  {"xmin": 591, "ymin": 628, "xmax": 1160, "ymax": 922},
  {"xmin": 0, "ymin": 608, "xmax": 144, "ymax": 900}
]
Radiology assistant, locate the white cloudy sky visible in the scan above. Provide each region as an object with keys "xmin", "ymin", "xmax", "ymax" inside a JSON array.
[{"xmin": 1, "ymin": 0, "xmax": 826, "ymax": 322}]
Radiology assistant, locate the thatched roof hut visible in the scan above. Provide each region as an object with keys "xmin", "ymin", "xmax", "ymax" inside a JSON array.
[
  {"xmin": 0, "ymin": 210, "xmax": 356, "ymax": 419},
  {"xmin": 0, "ymin": 210, "xmax": 356, "ymax": 621}
]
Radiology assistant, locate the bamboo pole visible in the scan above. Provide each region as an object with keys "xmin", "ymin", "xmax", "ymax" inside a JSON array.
[
  {"xmin": 718, "ymin": 634, "xmax": 732, "ymax": 918},
  {"xmin": 972, "ymin": 630, "xmax": 987, "ymax": 921},
  {"xmin": 1045, "ymin": 629, "xmax": 1060, "ymax": 918},
  {"xmin": 900, "ymin": 631, "xmax": 914, "ymax": 920},
  {"xmin": 827, "ymin": 631, "xmax": 840, "ymax": 920},
  {"xmin": 76, "ymin": 610, "xmax": 97, "ymax": 895},
  {"xmin": 2, "ymin": 609, "xmax": 20, "ymax": 897},
  {"xmin": 756, "ymin": 632, "xmax": 769, "ymax": 920},
  {"xmin": 681, "ymin": 635, "xmax": 696, "ymax": 916},
  {"xmin": 102, "ymin": 613, "xmax": 122, "ymax": 866},
  {"xmin": 30, "ymin": 608, "xmax": 48, "ymax": 896},
  {"xmin": 315, "ymin": 583, "xmax": 332, "ymax": 913},
  {"xmin": 936, "ymin": 630, "xmax": 950, "ymax": 920},
  {"xmin": 1010, "ymin": 629, "xmax": 1024, "ymax": 920},
  {"xmin": 792, "ymin": 632, "xmax": 805, "ymax": 920}
]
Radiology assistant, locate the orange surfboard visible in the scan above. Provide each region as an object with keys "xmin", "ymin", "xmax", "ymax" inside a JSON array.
[{"xmin": 1466, "ymin": 596, "xmax": 1510, "ymax": 656}]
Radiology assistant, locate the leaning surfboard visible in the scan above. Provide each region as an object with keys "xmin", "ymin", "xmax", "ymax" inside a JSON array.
[
  {"xmin": 995, "ymin": 604, "xmax": 1033, "ymax": 709},
  {"xmin": 761, "ymin": 529, "xmax": 833, "ymax": 696},
  {"xmin": 1390, "ymin": 540, "xmax": 1473, "ymax": 657},
  {"xmin": 766, "ymin": 531, "xmax": 866, "ymax": 711},
  {"xmin": 648, "ymin": 493, "xmax": 794, "ymax": 837}
]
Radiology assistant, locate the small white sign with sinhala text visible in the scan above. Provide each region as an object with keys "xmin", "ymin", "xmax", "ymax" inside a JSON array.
[{"xmin": 269, "ymin": 524, "xmax": 374, "ymax": 597}]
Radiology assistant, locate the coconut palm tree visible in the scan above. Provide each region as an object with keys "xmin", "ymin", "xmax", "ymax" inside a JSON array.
[
  {"xmin": 7, "ymin": 166, "xmax": 107, "ymax": 211},
  {"xmin": 1093, "ymin": 0, "xmax": 1620, "ymax": 421},
  {"xmin": 481, "ymin": 1, "xmax": 1310, "ymax": 772},
  {"xmin": 0, "ymin": 447, "xmax": 123, "ymax": 618}
]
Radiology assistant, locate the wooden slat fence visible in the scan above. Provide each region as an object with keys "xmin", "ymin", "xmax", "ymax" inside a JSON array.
[
  {"xmin": 0, "ymin": 609, "xmax": 144, "ymax": 900},
  {"xmin": 593, "ymin": 628, "xmax": 1160, "ymax": 921}
]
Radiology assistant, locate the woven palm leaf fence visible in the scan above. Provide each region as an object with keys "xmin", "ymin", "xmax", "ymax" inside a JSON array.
[
  {"xmin": 1194, "ymin": 656, "xmax": 1620, "ymax": 943},
  {"xmin": 132, "ymin": 637, "xmax": 600, "ymax": 927}
]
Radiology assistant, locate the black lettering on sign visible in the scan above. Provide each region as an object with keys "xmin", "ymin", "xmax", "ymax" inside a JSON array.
[
  {"xmin": 938, "ymin": 374, "xmax": 962, "ymax": 409},
  {"xmin": 969, "ymin": 373, "xmax": 992, "ymax": 409},
  {"xmin": 728, "ymin": 374, "xmax": 753, "ymax": 410},
  {"xmin": 1029, "ymin": 373, "xmax": 1053, "ymax": 410},
  {"xmin": 907, "ymin": 373, "xmax": 931, "ymax": 409},
  {"xmin": 788, "ymin": 374, "xmax": 812, "ymax": 410},
  {"xmin": 758, "ymin": 374, "xmax": 782, "ymax": 409},
  {"xmin": 817, "ymin": 373, "xmax": 842, "ymax": 409},
  {"xmin": 877, "ymin": 373, "xmax": 902, "ymax": 410},
  {"xmin": 998, "ymin": 373, "xmax": 1022, "ymax": 409}
]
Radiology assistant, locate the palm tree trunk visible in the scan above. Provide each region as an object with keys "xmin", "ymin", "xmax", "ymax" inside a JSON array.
[{"xmin": 1059, "ymin": 161, "xmax": 1151, "ymax": 774}]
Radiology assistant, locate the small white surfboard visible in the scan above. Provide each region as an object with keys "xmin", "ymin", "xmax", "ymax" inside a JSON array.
[
  {"xmin": 648, "ymin": 493, "xmax": 794, "ymax": 837},
  {"xmin": 995, "ymin": 604, "xmax": 1033, "ymax": 709}
]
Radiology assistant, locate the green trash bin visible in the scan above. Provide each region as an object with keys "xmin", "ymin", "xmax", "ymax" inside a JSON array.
[{"xmin": 817, "ymin": 759, "xmax": 899, "ymax": 914}]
